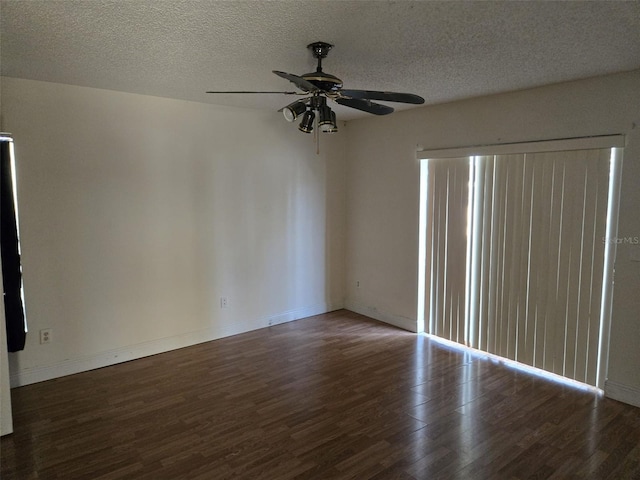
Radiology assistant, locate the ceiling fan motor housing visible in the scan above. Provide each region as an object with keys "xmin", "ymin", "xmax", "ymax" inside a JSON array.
[{"xmin": 301, "ymin": 71, "xmax": 343, "ymax": 92}]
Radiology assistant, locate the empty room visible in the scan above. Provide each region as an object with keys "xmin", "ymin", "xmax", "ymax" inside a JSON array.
[{"xmin": 1, "ymin": 1, "xmax": 640, "ymax": 478}]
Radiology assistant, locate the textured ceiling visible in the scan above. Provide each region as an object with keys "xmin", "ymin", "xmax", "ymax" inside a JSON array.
[{"xmin": 1, "ymin": 0, "xmax": 639, "ymax": 120}]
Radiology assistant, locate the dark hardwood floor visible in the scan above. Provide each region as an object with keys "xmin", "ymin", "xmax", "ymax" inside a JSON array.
[{"xmin": 2, "ymin": 310, "xmax": 640, "ymax": 479}]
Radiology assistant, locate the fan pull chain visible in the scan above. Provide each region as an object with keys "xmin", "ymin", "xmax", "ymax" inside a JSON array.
[{"xmin": 315, "ymin": 114, "xmax": 320, "ymax": 155}]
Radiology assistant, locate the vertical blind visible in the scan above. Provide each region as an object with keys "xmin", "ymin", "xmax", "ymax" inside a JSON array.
[
  {"xmin": 424, "ymin": 157, "xmax": 470, "ymax": 345},
  {"xmin": 422, "ymin": 145, "xmax": 614, "ymax": 387}
]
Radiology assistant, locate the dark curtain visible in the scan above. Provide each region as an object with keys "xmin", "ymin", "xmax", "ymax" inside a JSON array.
[{"xmin": 1, "ymin": 138, "xmax": 26, "ymax": 352}]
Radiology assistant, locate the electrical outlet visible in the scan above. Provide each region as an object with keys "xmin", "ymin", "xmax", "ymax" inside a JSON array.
[
  {"xmin": 220, "ymin": 297, "xmax": 228, "ymax": 309},
  {"xmin": 356, "ymin": 281, "xmax": 360, "ymax": 288},
  {"xmin": 40, "ymin": 328, "xmax": 52, "ymax": 344}
]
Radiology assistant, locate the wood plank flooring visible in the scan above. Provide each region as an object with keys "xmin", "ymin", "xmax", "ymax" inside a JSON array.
[{"xmin": 2, "ymin": 310, "xmax": 640, "ymax": 479}]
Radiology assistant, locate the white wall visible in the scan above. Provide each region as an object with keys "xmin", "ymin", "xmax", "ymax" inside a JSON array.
[
  {"xmin": 345, "ymin": 70, "xmax": 640, "ymax": 406},
  {"xmin": 1, "ymin": 77, "xmax": 346, "ymax": 386}
]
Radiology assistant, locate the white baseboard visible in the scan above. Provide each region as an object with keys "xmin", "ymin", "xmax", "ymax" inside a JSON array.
[
  {"xmin": 345, "ymin": 300, "xmax": 417, "ymax": 332},
  {"xmin": 10, "ymin": 302, "xmax": 342, "ymax": 388},
  {"xmin": 604, "ymin": 379, "xmax": 640, "ymax": 408},
  {"xmin": 263, "ymin": 302, "xmax": 340, "ymax": 328}
]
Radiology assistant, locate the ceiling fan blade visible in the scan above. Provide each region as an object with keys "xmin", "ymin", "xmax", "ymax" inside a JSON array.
[
  {"xmin": 335, "ymin": 97, "xmax": 394, "ymax": 115},
  {"xmin": 340, "ymin": 89, "xmax": 425, "ymax": 104},
  {"xmin": 206, "ymin": 91, "xmax": 300, "ymax": 94},
  {"xmin": 273, "ymin": 71, "xmax": 319, "ymax": 93}
]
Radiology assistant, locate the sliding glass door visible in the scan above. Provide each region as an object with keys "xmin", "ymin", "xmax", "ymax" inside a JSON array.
[{"xmin": 418, "ymin": 137, "xmax": 623, "ymax": 388}]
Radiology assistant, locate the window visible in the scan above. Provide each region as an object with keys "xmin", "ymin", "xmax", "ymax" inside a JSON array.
[{"xmin": 1, "ymin": 134, "xmax": 27, "ymax": 352}]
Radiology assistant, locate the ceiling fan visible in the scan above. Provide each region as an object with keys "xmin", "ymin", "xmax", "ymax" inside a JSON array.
[{"xmin": 206, "ymin": 42, "xmax": 425, "ymax": 134}]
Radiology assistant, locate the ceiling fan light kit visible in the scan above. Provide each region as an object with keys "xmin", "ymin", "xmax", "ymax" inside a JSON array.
[
  {"xmin": 298, "ymin": 110, "xmax": 316, "ymax": 134},
  {"xmin": 318, "ymin": 105, "xmax": 334, "ymax": 129},
  {"xmin": 282, "ymin": 100, "xmax": 307, "ymax": 122},
  {"xmin": 206, "ymin": 42, "xmax": 425, "ymax": 136}
]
